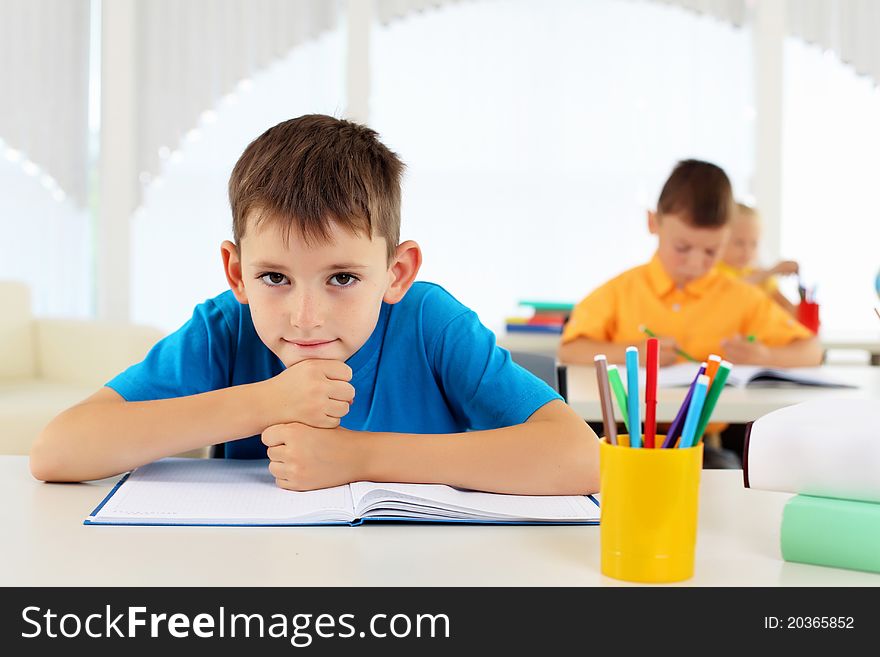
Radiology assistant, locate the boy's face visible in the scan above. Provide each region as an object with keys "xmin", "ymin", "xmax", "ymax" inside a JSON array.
[
  {"xmin": 721, "ymin": 212, "xmax": 760, "ymax": 269},
  {"xmin": 222, "ymin": 214, "xmax": 419, "ymax": 368},
  {"xmin": 648, "ymin": 211, "xmax": 729, "ymax": 288}
]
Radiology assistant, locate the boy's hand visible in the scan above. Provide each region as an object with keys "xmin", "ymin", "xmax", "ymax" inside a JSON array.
[
  {"xmin": 770, "ymin": 260, "xmax": 799, "ymax": 276},
  {"xmin": 720, "ymin": 335, "xmax": 771, "ymax": 365},
  {"xmin": 263, "ymin": 359, "xmax": 355, "ymax": 429},
  {"xmin": 262, "ymin": 423, "xmax": 363, "ymax": 491}
]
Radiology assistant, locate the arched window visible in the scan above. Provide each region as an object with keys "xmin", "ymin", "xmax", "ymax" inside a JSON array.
[
  {"xmin": 370, "ymin": 0, "xmax": 754, "ymax": 332},
  {"xmin": 130, "ymin": 30, "xmax": 346, "ymax": 332},
  {"xmin": 0, "ymin": 150, "xmax": 92, "ymax": 317},
  {"xmin": 781, "ymin": 38, "xmax": 880, "ymax": 332}
]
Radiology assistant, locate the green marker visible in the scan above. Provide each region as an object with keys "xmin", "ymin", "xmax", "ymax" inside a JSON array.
[
  {"xmin": 693, "ymin": 361, "xmax": 732, "ymax": 443},
  {"xmin": 747, "ymin": 334, "xmax": 756, "ymax": 343},
  {"xmin": 606, "ymin": 364, "xmax": 630, "ymax": 433},
  {"xmin": 639, "ymin": 325, "xmax": 699, "ymax": 363}
]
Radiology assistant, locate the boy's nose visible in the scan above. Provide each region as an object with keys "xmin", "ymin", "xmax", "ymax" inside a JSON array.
[
  {"xmin": 290, "ymin": 291, "xmax": 323, "ymax": 329},
  {"xmin": 685, "ymin": 253, "xmax": 711, "ymax": 277}
]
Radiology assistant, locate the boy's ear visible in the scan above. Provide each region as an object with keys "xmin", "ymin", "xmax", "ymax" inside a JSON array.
[
  {"xmin": 384, "ymin": 240, "xmax": 422, "ymax": 304},
  {"xmin": 647, "ymin": 210, "xmax": 659, "ymax": 235},
  {"xmin": 221, "ymin": 240, "xmax": 249, "ymax": 304}
]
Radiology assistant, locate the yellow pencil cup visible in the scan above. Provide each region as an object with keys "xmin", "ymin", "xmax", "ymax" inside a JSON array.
[{"xmin": 599, "ymin": 436, "xmax": 703, "ymax": 583}]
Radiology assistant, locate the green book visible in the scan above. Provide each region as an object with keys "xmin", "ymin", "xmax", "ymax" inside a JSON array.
[
  {"xmin": 518, "ymin": 300, "xmax": 574, "ymax": 312},
  {"xmin": 781, "ymin": 495, "xmax": 880, "ymax": 574}
]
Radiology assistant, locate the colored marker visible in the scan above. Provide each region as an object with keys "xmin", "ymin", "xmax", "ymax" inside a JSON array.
[
  {"xmin": 679, "ymin": 374, "xmax": 710, "ymax": 449},
  {"xmin": 705, "ymin": 354, "xmax": 722, "ymax": 384},
  {"xmin": 746, "ymin": 334, "xmax": 756, "ymax": 343},
  {"xmin": 594, "ymin": 355, "xmax": 618, "ymax": 446},
  {"xmin": 638, "ymin": 325, "xmax": 698, "ymax": 363},
  {"xmin": 693, "ymin": 360, "xmax": 732, "ymax": 445},
  {"xmin": 607, "ymin": 365, "xmax": 629, "ymax": 433},
  {"xmin": 661, "ymin": 362, "xmax": 706, "ymax": 448},
  {"xmin": 625, "ymin": 346, "xmax": 641, "ymax": 448},
  {"xmin": 644, "ymin": 338, "xmax": 659, "ymax": 448}
]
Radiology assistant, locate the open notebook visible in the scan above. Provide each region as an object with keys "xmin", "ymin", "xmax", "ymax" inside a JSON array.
[
  {"xmin": 652, "ymin": 363, "xmax": 856, "ymax": 389},
  {"xmin": 85, "ymin": 458, "xmax": 600, "ymax": 526}
]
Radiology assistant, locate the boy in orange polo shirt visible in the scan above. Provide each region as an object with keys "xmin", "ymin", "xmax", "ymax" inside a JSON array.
[
  {"xmin": 558, "ymin": 160, "xmax": 821, "ymax": 468},
  {"xmin": 558, "ymin": 159, "xmax": 821, "ymax": 369}
]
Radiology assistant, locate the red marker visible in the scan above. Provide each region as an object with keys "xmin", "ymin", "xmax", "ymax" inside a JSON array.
[{"xmin": 644, "ymin": 337, "xmax": 659, "ymax": 448}]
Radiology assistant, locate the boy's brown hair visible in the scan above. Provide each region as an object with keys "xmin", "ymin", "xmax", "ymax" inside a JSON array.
[
  {"xmin": 657, "ymin": 159, "xmax": 734, "ymax": 228},
  {"xmin": 229, "ymin": 114, "xmax": 404, "ymax": 261}
]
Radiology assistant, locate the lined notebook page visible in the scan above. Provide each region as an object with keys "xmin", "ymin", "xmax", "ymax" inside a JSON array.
[
  {"xmin": 349, "ymin": 482, "xmax": 599, "ymax": 522},
  {"xmin": 89, "ymin": 458, "xmax": 353, "ymax": 524}
]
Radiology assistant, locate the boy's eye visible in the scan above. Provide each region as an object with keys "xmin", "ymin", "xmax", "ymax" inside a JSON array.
[
  {"xmin": 329, "ymin": 273, "xmax": 358, "ymax": 287},
  {"xmin": 260, "ymin": 272, "xmax": 289, "ymax": 286}
]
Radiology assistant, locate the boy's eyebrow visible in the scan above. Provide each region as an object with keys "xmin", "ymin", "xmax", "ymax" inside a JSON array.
[
  {"xmin": 324, "ymin": 263, "xmax": 370, "ymax": 271},
  {"xmin": 251, "ymin": 261, "xmax": 291, "ymax": 270},
  {"xmin": 250, "ymin": 261, "xmax": 371, "ymax": 271}
]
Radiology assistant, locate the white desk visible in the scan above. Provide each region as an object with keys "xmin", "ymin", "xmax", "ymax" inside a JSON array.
[
  {"xmin": 566, "ymin": 365, "xmax": 880, "ymax": 424},
  {"xmin": 1, "ymin": 456, "xmax": 878, "ymax": 586},
  {"xmin": 821, "ymin": 330, "xmax": 880, "ymax": 365}
]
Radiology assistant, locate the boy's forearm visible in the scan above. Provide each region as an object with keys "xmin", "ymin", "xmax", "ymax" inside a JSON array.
[
  {"xmin": 357, "ymin": 402, "xmax": 599, "ymax": 495},
  {"xmin": 558, "ymin": 337, "xmax": 626, "ymax": 365},
  {"xmin": 765, "ymin": 337, "xmax": 823, "ymax": 367},
  {"xmin": 31, "ymin": 382, "xmax": 272, "ymax": 483},
  {"xmin": 743, "ymin": 269, "xmax": 770, "ymax": 285}
]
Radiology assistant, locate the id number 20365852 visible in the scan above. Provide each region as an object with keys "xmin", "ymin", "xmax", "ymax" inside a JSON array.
[{"xmin": 763, "ymin": 616, "xmax": 854, "ymax": 630}]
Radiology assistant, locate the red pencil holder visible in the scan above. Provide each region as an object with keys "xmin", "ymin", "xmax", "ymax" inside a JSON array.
[{"xmin": 796, "ymin": 301, "xmax": 820, "ymax": 334}]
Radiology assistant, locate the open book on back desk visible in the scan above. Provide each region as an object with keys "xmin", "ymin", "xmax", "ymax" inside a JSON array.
[
  {"xmin": 653, "ymin": 363, "xmax": 856, "ymax": 389},
  {"xmin": 85, "ymin": 458, "xmax": 600, "ymax": 526}
]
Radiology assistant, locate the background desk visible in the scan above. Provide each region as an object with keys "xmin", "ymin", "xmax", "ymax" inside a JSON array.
[
  {"xmin": 498, "ymin": 332, "xmax": 560, "ymax": 357},
  {"xmin": 566, "ymin": 364, "xmax": 880, "ymax": 423},
  {"xmin": 497, "ymin": 331, "xmax": 880, "ymax": 365},
  {"xmin": 2, "ymin": 456, "xmax": 878, "ymax": 586},
  {"xmin": 821, "ymin": 330, "xmax": 880, "ymax": 365}
]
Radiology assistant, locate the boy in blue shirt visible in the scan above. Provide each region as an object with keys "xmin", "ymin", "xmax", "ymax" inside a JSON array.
[{"xmin": 31, "ymin": 114, "xmax": 599, "ymax": 494}]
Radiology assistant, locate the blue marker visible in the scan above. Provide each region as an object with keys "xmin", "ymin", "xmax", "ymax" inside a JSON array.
[
  {"xmin": 679, "ymin": 374, "xmax": 710, "ymax": 449},
  {"xmin": 625, "ymin": 346, "xmax": 641, "ymax": 448}
]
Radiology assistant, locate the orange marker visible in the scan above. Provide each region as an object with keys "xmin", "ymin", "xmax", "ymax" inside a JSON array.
[{"xmin": 705, "ymin": 354, "xmax": 722, "ymax": 386}]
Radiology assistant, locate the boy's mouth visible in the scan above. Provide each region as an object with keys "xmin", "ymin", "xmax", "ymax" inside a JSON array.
[{"xmin": 284, "ymin": 338, "xmax": 338, "ymax": 348}]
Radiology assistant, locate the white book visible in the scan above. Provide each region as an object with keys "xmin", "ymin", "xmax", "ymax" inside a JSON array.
[
  {"xmin": 652, "ymin": 363, "xmax": 855, "ymax": 389},
  {"xmin": 744, "ymin": 399, "xmax": 880, "ymax": 503},
  {"xmin": 85, "ymin": 458, "xmax": 600, "ymax": 526}
]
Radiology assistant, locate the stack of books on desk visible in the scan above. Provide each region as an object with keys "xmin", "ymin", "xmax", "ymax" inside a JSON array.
[
  {"xmin": 505, "ymin": 300, "xmax": 573, "ymax": 335},
  {"xmin": 744, "ymin": 398, "xmax": 880, "ymax": 574}
]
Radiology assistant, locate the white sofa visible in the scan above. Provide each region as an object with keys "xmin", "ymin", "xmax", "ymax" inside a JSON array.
[{"xmin": 0, "ymin": 281, "xmax": 167, "ymax": 455}]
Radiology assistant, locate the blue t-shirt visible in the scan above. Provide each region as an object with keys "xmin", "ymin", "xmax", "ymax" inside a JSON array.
[{"xmin": 107, "ymin": 282, "xmax": 560, "ymax": 458}]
